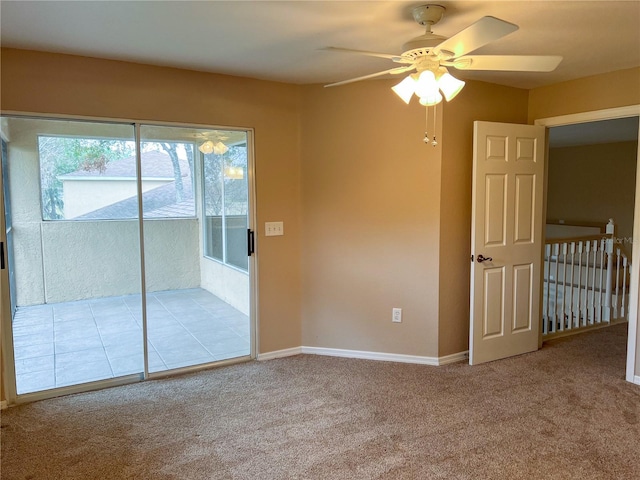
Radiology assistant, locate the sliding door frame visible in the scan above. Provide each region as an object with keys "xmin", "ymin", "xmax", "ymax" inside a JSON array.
[{"xmin": 0, "ymin": 112, "xmax": 258, "ymax": 405}]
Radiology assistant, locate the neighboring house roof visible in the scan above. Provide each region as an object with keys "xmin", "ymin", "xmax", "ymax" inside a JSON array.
[
  {"xmin": 71, "ymin": 150, "xmax": 195, "ymax": 219},
  {"xmin": 59, "ymin": 150, "xmax": 191, "ymax": 179},
  {"xmin": 75, "ymin": 179, "xmax": 195, "ymax": 219}
]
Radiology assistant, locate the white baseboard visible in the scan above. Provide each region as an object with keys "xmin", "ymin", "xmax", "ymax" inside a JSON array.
[
  {"xmin": 0, "ymin": 400, "xmax": 7, "ymax": 410},
  {"xmin": 257, "ymin": 346, "xmax": 469, "ymax": 366},
  {"xmin": 301, "ymin": 346, "xmax": 468, "ymax": 366},
  {"xmin": 437, "ymin": 350, "xmax": 469, "ymax": 365},
  {"xmin": 256, "ymin": 347, "xmax": 302, "ymax": 361},
  {"xmin": 634, "ymin": 375, "xmax": 640, "ymax": 386}
]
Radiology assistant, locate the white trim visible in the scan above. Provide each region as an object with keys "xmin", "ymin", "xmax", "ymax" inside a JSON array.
[
  {"xmin": 536, "ymin": 105, "xmax": 640, "ymax": 384},
  {"xmin": 634, "ymin": 376, "xmax": 640, "ymax": 386},
  {"xmin": 301, "ymin": 346, "xmax": 468, "ymax": 366},
  {"xmin": 257, "ymin": 346, "xmax": 469, "ymax": 366},
  {"xmin": 302, "ymin": 346, "xmax": 439, "ymax": 365},
  {"xmin": 534, "ymin": 106, "xmax": 640, "ymax": 127},
  {"xmin": 256, "ymin": 347, "xmax": 302, "ymax": 361},
  {"xmin": 437, "ymin": 350, "xmax": 469, "ymax": 365},
  {"xmin": 0, "ymin": 400, "xmax": 7, "ymax": 410}
]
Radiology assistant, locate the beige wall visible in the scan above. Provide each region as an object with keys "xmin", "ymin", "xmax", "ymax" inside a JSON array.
[
  {"xmin": 547, "ymin": 142, "xmax": 638, "ymax": 241},
  {"xmin": 528, "ymin": 67, "xmax": 640, "ymax": 123},
  {"xmin": 300, "ymin": 80, "xmax": 442, "ymax": 357},
  {"xmin": 2, "ymin": 49, "xmax": 639, "ymax": 404},
  {"xmin": 528, "ymin": 67, "xmax": 640, "ymax": 381},
  {"xmin": 439, "ymin": 82, "xmax": 529, "ymax": 357},
  {"xmin": 0, "ymin": 48, "xmax": 302, "ymax": 361},
  {"xmin": 299, "ymin": 79, "xmax": 528, "ymax": 358}
]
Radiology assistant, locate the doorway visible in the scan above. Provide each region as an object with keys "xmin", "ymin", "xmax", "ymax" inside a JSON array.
[
  {"xmin": 536, "ymin": 106, "xmax": 640, "ymax": 384},
  {"xmin": 0, "ymin": 116, "xmax": 256, "ymax": 402}
]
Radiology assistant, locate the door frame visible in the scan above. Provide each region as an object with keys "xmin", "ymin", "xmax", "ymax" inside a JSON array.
[
  {"xmin": 0, "ymin": 126, "xmax": 13, "ymax": 409},
  {"xmin": 535, "ymin": 105, "xmax": 640, "ymax": 384},
  {"xmin": 0, "ymin": 112, "xmax": 259, "ymax": 405}
]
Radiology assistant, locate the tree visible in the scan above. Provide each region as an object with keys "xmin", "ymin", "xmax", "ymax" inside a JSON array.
[
  {"xmin": 159, "ymin": 142, "xmax": 185, "ymax": 203},
  {"xmin": 38, "ymin": 136, "xmax": 135, "ymax": 219}
]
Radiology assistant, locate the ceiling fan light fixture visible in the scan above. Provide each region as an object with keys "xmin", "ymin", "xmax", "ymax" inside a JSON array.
[
  {"xmin": 418, "ymin": 91, "xmax": 443, "ymax": 107},
  {"xmin": 391, "ymin": 75, "xmax": 417, "ymax": 104},
  {"xmin": 437, "ymin": 70, "xmax": 465, "ymax": 101},
  {"xmin": 213, "ymin": 141, "xmax": 229, "ymax": 155},
  {"xmin": 199, "ymin": 140, "xmax": 214, "ymax": 154},
  {"xmin": 199, "ymin": 140, "xmax": 229, "ymax": 155},
  {"xmin": 414, "ymin": 70, "xmax": 439, "ymax": 99}
]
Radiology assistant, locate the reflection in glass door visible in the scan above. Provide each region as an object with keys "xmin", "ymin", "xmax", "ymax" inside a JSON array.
[
  {"xmin": 1, "ymin": 117, "xmax": 144, "ymax": 396},
  {"xmin": 140, "ymin": 125, "xmax": 252, "ymax": 373}
]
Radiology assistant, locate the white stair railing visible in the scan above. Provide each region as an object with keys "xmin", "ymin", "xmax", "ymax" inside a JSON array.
[{"xmin": 542, "ymin": 219, "xmax": 631, "ymax": 337}]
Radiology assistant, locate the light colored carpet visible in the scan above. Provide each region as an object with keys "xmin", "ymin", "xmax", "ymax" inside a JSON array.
[{"xmin": 2, "ymin": 324, "xmax": 639, "ymax": 479}]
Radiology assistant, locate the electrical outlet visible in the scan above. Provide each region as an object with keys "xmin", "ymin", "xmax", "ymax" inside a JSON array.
[
  {"xmin": 265, "ymin": 221, "xmax": 284, "ymax": 236},
  {"xmin": 392, "ymin": 308, "xmax": 402, "ymax": 323}
]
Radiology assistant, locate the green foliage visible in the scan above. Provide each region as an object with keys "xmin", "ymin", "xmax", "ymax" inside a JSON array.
[{"xmin": 38, "ymin": 136, "xmax": 135, "ymax": 220}]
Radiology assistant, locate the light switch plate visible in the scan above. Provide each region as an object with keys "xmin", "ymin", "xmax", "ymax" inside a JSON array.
[{"xmin": 265, "ymin": 221, "xmax": 284, "ymax": 236}]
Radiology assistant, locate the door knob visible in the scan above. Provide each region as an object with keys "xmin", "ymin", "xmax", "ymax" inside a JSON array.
[{"xmin": 476, "ymin": 254, "xmax": 493, "ymax": 263}]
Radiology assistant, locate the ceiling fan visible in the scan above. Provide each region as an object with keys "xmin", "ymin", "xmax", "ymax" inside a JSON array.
[{"xmin": 324, "ymin": 4, "xmax": 562, "ymax": 106}]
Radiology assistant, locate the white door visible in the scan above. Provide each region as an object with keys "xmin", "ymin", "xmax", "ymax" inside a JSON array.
[{"xmin": 470, "ymin": 121, "xmax": 546, "ymax": 365}]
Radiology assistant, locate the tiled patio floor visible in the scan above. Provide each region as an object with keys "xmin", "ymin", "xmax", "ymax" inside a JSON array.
[{"xmin": 12, "ymin": 288, "xmax": 250, "ymax": 395}]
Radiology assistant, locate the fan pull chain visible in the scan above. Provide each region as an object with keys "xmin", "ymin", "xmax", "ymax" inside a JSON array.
[
  {"xmin": 423, "ymin": 105, "xmax": 438, "ymax": 147},
  {"xmin": 431, "ymin": 104, "xmax": 438, "ymax": 147},
  {"xmin": 423, "ymin": 105, "xmax": 430, "ymax": 144}
]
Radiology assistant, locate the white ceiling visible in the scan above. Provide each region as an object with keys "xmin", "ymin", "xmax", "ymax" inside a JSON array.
[{"xmin": 1, "ymin": 1, "xmax": 639, "ymax": 90}]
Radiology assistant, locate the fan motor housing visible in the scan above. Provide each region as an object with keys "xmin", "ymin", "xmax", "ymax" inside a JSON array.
[
  {"xmin": 401, "ymin": 34, "xmax": 447, "ymax": 58},
  {"xmin": 412, "ymin": 4, "xmax": 446, "ymax": 26}
]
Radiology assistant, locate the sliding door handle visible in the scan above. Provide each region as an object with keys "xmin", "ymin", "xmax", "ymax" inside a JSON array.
[
  {"xmin": 0, "ymin": 241, "xmax": 4, "ymax": 270},
  {"xmin": 247, "ymin": 229, "xmax": 255, "ymax": 256}
]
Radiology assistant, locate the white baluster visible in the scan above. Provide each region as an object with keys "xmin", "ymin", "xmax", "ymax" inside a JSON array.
[
  {"xmin": 544, "ymin": 243, "xmax": 551, "ymax": 335},
  {"xmin": 569, "ymin": 242, "xmax": 576, "ymax": 329},
  {"xmin": 560, "ymin": 242, "xmax": 568, "ymax": 331},
  {"xmin": 622, "ymin": 254, "xmax": 628, "ymax": 319},
  {"xmin": 604, "ymin": 220, "xmax": 615, "ymax": 323},
  {"xmin": 615, "ymin": 248, "xmax": 621, "ymax": 319},
  {"xmin": 584, "ymin": 240, "xmax": 592, "ymax": 325},
  {"xmin": 589, "ymin": 240, "xmax": 597, "ymax": 324},
  {"xmin": 576, "ymin": 241, "xmax": 585, "ymax": 326},
  {"xmin": 552, "ymin": 243, "xmax": 560, "ymax": 331},
  {"xmin": 597, "ymin": 238, "xmax": 605, "ymax": 324}
]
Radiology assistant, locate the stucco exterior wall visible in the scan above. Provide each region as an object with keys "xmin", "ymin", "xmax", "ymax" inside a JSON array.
[
  {"xmin": 200, "ymin": 258, "xmax": 249, "ymax": 316},
  {"xmin": 61, "ymin": 178, "xmax": 171, "ymax": 218},
  {"xmin": 4, "ymin": 116, "xmax": 201, "ymax": 305}
]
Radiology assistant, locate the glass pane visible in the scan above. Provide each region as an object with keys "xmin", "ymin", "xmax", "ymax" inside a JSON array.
[
  {"xmin": 140, "ymin": 141, "xmax": 195, "ymax": 218},
  {"xmin": 38, "ymin": 135, "xmax": 136, "ymax": 220},
  {"xmin": 223, "ymin": 142, "xmax": 249, "ymax": 271},
  {"xmin": 2, "ymin": 116, "xmax": 143, "ymax": 395},
  {"xmin": 140, "ymin": 125, "xmax": 251, "ymax": 372},
  {"xmin": 203, "ymin": 150, "xmax": 223, "ymax": 261}
]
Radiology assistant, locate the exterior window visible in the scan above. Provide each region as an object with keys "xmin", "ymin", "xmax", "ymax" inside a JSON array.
[
  {"xmin": 38, "ymin": 135, "xmax": 195, "ymax": 220},
  {"xmin": 203, "ymin": 137, "xmax": 248, "ymax": 271}
]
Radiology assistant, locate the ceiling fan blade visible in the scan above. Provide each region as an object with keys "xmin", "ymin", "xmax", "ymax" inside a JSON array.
[
  {"xmin": 324, "ymin": 66, "xmax": 415, "ymax": 88},
  {"xmin": 433, "ymin": 16, "xmax": 519, "ymax": 59},
  {"xmin": 450, "ymin": 55, "xmax": 563, "ymax": 72},
  {"xmin": 323, "ymin": 47, "xmax": 411, "ymax": 64}
]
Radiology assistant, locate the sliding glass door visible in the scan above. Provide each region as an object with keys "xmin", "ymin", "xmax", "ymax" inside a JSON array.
[
  {"xmin": 139, "ymin": 125, "xmax": 251, "ymax": 373},
  {"xmin": 1, "ymin": 117, "xmax": 143, "ymax": 396},
  {"xmin": 0, "ymin": 116, "xmax": 254, "ymax": 401}
]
